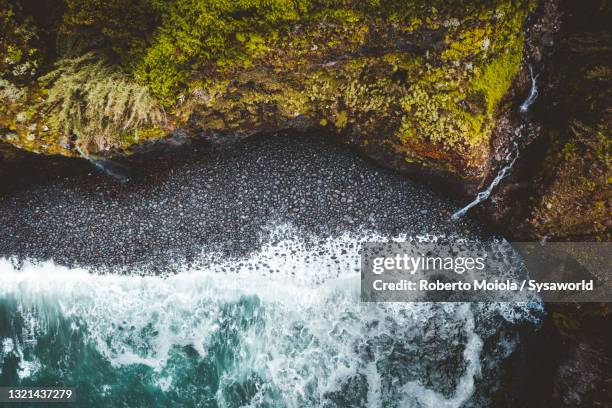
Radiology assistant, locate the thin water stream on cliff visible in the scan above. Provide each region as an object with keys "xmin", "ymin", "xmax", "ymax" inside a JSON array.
[
  {"xmin": 452, "ymin": 143, "xmax": 520, "ymax": 221},
  {"xmin": 452, "ymin": 62, "xmax": 539, "ymax": 221},
  {"xmin": 75, "ymin": 145, "xmax": 132, "ymax": 183}
]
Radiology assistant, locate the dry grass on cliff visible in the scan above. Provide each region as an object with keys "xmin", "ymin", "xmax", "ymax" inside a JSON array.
[
  {"xmin": 40, "ymin": 53, "xmax": 165, "ymax": 150},
  {"xmin": 0, "ymin": 78, "xmax": 25, "ymax": 103}
]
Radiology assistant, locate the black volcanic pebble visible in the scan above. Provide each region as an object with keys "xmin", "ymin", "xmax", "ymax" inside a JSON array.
[{"xmin": 0, "ymin": 132, "xmax": 485, "ymax": 272}]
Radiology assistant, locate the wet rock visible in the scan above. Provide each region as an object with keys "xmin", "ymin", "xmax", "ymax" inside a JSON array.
[{"xmin": 540, "ymin": 32, "xmax": 555, "ymax": 47}]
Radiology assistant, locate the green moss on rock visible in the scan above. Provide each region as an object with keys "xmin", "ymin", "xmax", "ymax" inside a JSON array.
[
  {"xmin": 396, "ymin": 1, "xmax": 526, "ymax": 172},
  {"xmin": 0, "ymin": 1, "xmax": 41, "ymax": 81},
  {"xmin": 134, "ymin": 0, "xmax": 310, "ymax": 104},
  {"xmin": 1, "ymin": 0, "xmax": 532, "ymax": 183}
]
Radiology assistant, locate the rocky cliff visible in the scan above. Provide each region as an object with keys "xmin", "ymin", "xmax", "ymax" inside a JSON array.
[
  {"xmin": 1, "ymin": 0, "xmax": 608, "ymax": 238},
  {"xmin": 483, "ymin": 0, "xmax": 610, "ymax": 242},
  {"xmin": 1, "ymin": 0, "xmax": 538, "ymax": 196}
]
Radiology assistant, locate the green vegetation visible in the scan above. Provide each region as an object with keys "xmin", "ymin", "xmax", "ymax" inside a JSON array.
[
  {"xmin": 40, "ymin": 53, "xmax": 165, "ymax": 151},
  {"xmin": 0, "ymin": 78, "xmax": 24, "ymax": 103},
  {"xmin": 8, "ymin": 0, "xmax": 608, "ymax": 242},
  {"xmin": 1, "ymin": 0, "xmax": 533, "ymax": 180},
  {"xmin": 397, "ymin": 0, "xmax": 527, "ymax": 167},
  {"xmin": 135, "ymin": 0, "xmax": 310, "ymax": 102},
  {"xmin": 60, "ymin": 0, "xmax": 160, "ymax": 64},
  {"xmin": 0, "ymin": 0, "xmax": 41, "ymax": 81}
]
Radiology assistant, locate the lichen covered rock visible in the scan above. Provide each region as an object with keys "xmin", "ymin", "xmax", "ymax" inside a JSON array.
[{"xmin": 1, "ymin": 0, "xmax": 534, "ymax": 189}]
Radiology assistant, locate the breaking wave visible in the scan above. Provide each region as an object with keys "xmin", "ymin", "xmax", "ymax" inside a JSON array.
[{"xmin": 0, "ymin": 226, "xmax": 542, "ymax": 407}]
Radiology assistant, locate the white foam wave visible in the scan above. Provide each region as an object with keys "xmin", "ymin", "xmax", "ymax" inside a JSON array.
[{"xmin": 0, "ymin": 226, "xmax": 540, "ymax": 407}]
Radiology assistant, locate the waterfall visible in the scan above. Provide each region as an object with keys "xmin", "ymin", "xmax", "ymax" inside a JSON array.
[
  {"xmin": 451, "ymin": 143, "xmax": 519, "ymax": 221},
  {"xmin": 519, "ymin": 64, "xmax": 539, "ymax": 113},
  {"xmin": 451, "ymin": 63, "xmax": 538, "ymax": 221},
  {"xmin": 75, "ymin": 145, "xmax": 131, "ymax": 183}
]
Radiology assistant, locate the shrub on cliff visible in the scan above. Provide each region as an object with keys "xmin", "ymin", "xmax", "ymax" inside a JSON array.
[{"xmin": 39, "ymin": 53, "xmax": 165, "ymax": 151}]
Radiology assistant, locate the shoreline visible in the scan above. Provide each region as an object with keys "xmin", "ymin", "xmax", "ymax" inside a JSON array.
[{"xmin": 0, "ymin": 131, "xmax": 488, "ymax": 272}]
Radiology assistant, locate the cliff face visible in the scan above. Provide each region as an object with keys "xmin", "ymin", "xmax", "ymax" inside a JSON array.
[
  {"xmin": 1, "ymin": 0, "xmax": 534, "ymax": 194},
  {"xmin": 521, "ymin": 11, "xmax": 610, "ymax": 241},
  {"xmin": 485, "ymin": 4, "xmax": 612, "ymax": 405},
  {"xmin": 484, "ymin": 0, "xmax": 610, "ymax": 242}
]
